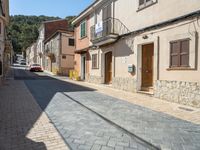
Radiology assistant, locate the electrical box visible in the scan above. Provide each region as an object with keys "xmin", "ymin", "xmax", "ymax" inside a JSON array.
[{"xmin": 128, "ymin": 64, "xmax": 135, "ymax": 73}]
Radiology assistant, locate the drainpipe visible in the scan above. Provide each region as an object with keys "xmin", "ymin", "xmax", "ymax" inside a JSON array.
[
  {"xmin": 157, "ymin": 36, "xmax": 160, "ymax": 80},
  {"xmin": 112, "ymin": 1, "xmax": 115, "ymax": 33},
  {"xmin": 59, "ymin": 33, "xmax": 62, "ymax": 74}
]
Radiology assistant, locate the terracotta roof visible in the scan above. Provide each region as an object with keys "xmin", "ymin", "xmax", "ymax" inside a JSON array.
[
  {"xmin": 44, "ymin": 19, "xmax": 69, "ymax": 41},
  {"xmin": 44, "ymin": 29, "xmax": 74, "ymax": 44}
]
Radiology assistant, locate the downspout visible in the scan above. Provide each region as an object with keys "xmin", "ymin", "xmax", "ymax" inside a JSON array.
[
  {"xmin": 59, "ymin": 33, "xmax": 62, "ymax": 74},
  {"xmin": 112, "ymin": 0, "xmax": 115, "ymax": 33},
  {"xmin": 113, "ymin": 1, "xmax": 116, "ymax": 78},
  {"xmin": 157, "ymin": 36, "xmax": 160, "ymax": 80}
]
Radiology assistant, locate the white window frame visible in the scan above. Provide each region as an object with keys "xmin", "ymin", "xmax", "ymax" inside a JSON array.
[{"xmin": 68, "ymin": 38, "xmax": 75, "ymax": 46}]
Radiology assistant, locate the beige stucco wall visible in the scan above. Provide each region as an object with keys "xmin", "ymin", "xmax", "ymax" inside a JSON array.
[
  {"xmin": 75, "ymin": 17, "xmax": 90, "ymax": 51},
  {"xmin": 84, "ymin": 0, "xmax": 200, "ymax": 37},
  {"xmin": 75, "ymin": 0, "xmax": 200, "ymax": 85},
  {"xmin": 114, "ymin": 0, "xmax": 200, "ymax": 32},
  {"xmin": 60, "ymin": 32, "xmax": 75, "ymax": 75},
  {"xmin": 61, "ymin": 32, "xmax": 75, "ymax": 55},
  {"xmin": 88, "ymin": 17, "xmax": 200, "ymax": 86},
  {"xmin": 44, "ymin": 32, "xmax": 75, "ymax": 75}
]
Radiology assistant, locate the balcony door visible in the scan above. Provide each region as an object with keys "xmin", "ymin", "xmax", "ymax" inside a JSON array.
[
  {"xmin": 103, "ymin": 4, "xmax": 111, "ymax": 20},
  {"xmin": 103, "ymin": 4, "xmax": 112, "ymax": 36}
]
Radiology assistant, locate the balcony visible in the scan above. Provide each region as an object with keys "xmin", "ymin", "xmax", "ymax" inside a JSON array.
[{"xmin": 90, "ymin": 18, "xmax": 130, "ymax": 46}]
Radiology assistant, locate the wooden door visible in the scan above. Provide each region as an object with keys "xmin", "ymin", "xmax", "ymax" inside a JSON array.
[
  {"xmin": 142, "ymin": 44, "xmax": 154, "ymax": 87},
  {"xmin": 105, "ymin": 52, "xmax": 112, "ymax": 84}
]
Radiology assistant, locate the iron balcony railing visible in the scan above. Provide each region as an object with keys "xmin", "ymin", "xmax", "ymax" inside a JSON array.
[{"xmin": 90, "ymin": 17, "xmax": 130, "ymax": 42}]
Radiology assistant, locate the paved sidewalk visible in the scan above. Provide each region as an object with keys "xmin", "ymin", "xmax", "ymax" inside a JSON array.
[{"xmin": 0, "ymin": 79, "xmax": 69, "ymax": 150}]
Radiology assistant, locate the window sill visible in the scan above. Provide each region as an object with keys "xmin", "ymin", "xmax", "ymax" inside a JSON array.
[
  {"xmin": 137, "ymin": 1, "xmax": 157, "ymax": 12},
  {"xmin": 92, "ymin": 67, "xmax": 99, "ymax": 70},
  {"xmin": 80, "ymin": 35, "xmax": 87, "ymax": 40},
  {"xmin": 167, "ymin": 67, "xmax": 196, "ymax": 71}
]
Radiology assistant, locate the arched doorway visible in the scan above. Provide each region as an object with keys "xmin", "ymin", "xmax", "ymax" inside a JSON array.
[{"xmin": 105, "ymin": 51, "xmax": 112, "ymax": 84}]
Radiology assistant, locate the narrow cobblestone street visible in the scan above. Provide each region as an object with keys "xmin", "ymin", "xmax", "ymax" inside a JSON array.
[{"xmin": 1, "ymin": 67, "xmax": 200, "ymax": 150}]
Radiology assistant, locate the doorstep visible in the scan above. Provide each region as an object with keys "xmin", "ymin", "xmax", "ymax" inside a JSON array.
[{"xmin": 137, "ymin": 90, "xmax": 154, "ymax": 96}]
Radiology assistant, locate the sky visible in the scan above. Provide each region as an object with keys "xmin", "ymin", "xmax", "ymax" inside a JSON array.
[{"xmin": 10, "ymin": 0, "xmax": 95, "ymax": 18}]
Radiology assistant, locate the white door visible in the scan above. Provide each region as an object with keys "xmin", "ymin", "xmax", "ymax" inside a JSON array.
[{"xmin": 81, "ymin": 55, "xmax": 86, "ymax": 80}]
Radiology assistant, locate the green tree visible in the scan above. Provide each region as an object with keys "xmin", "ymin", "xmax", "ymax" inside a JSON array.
[{"xmin": 7, "ymin": 15, "xmax": 61, "ymax": 52}]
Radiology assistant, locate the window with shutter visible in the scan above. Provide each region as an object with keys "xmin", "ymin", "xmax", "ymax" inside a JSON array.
[
  {"xmin": 103, "ymin": 4, "xmax": 111, "ymax": 20},
  {"xmin": 170, "ymin": 39, "xmax": 190, "ymax": 68},
  {"xmin": 180, "ymin": 40, "xmax": 189, "ymax": 67},
  {"xmin": 139, "ymin": 0, "xmax": 145, "ymax": 5},
  {"xmin": 92, "ymin": 54, "xmax": 98, "ymax": 69},
  {"xmin": 138, "ymin": 0, "xmax": 155, "ymax": 9}
]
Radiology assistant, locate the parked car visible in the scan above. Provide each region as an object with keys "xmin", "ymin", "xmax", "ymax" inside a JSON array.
[
  {"xmin": 20, "ymin": 62, "xmax": 27, "ymax": 66},
  {"xmin": 29, "ymin": 64, "xmax": 43, "ymax": 72}
]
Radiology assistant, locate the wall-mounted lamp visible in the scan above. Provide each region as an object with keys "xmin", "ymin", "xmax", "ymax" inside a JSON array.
[
  {"xmin": 91, "ymin": 45, "xmax": 99, "ymax": 50},
  {"xmin": 142, "ymin": 35, "xmax": 148, "ymax": 39}
]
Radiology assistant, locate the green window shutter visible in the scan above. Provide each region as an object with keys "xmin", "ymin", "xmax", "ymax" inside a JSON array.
[
  {"xmin": 83, "ymin": 22, "xmax": 85, "ymax": 37},
  {"xmin": 80, "ymin": 21, "xmax": 87, "ymax": 38},
  {"xmin": 81, "ymin": 23, "xmax": 83, "ymax": 38}
]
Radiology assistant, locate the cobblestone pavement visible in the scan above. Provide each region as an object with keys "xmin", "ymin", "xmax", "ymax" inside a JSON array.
[
  {"xmin": 64, "ymin": 91, "xmax": 200, "ymax": 150},
  {"xmin": 45, "ymin": 92, "xmax": 153, "ymax": 150},
  {"xmin": 0, "ymin": 78, "xmax": 69, "ymax": 150}
]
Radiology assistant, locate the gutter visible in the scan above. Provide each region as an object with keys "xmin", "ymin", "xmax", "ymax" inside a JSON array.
[
  {"xmin": 44, "ymin": 30, "xmax": 73, "ymax": 44},
  {"xmin": 72, "ymin": 0, "xmax": 102, "ymax": 25}
]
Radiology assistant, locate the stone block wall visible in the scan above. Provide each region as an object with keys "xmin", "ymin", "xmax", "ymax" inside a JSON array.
[
  {"xmin": 154, "ymin": 80, "xmax": 200, "ymax": 108},
  {"xmin": 112, "ymin": 77, "xmax": 137, "ymax": 92},
  {"xmin": 87, "ymin": 75, "xmax": 103, "ymax": 84}
]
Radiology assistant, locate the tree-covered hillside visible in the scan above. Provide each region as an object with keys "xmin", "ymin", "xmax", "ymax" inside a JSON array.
[{"xmin": 7, "ymin": 15, "xmax": 76, "ymax": 53}]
